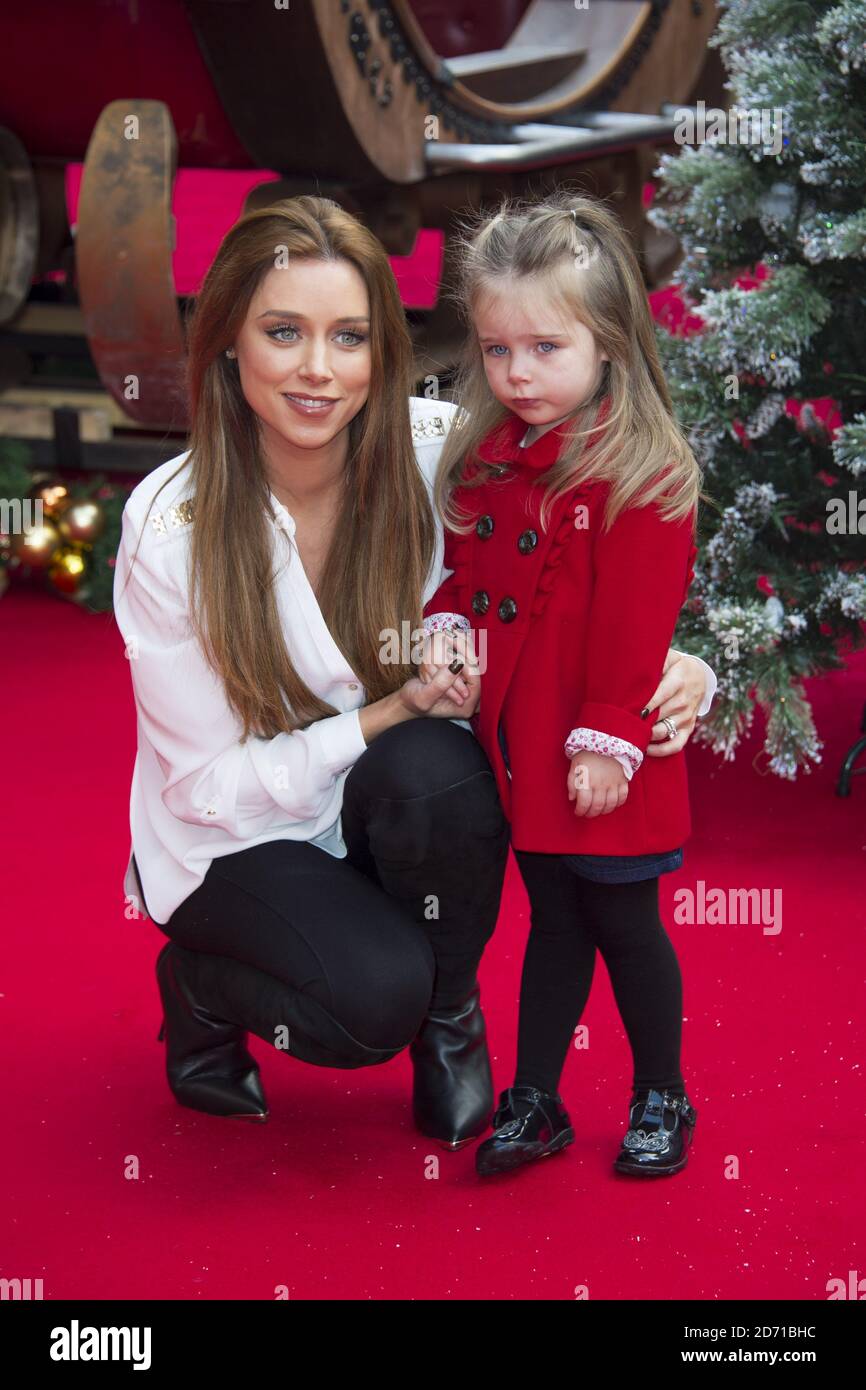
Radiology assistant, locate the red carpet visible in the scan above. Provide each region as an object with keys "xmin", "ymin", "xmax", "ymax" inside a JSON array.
[{"xmin": 2, "ymin": 586, "xmax": 864, "ymax": 1300}]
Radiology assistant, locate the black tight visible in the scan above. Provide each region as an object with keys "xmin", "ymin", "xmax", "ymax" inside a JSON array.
[{"xmin": 511, "ymin": 850, "xmax": 685, "ymax": 1097}]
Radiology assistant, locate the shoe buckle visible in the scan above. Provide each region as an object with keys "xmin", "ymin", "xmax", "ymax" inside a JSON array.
[{"xmin": 665, "ymin": 1091, "xmax": 694, "ymax": 1124}]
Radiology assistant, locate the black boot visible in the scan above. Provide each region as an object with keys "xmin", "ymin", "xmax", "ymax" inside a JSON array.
[
  {"xmin": 613, "ymin": 1087, "xmax": 697, "ymax": 1177},
  {"xmin": 409, "ymin": 984, "xmax": 494, "ymax": 1149},
  {"xmin": 475, "ymin": 1085, "xmax": 575, "ymax": 1176},
  {"xmin": 155, "ymin": 942, "xmax": 269, "ymax": 1121}
]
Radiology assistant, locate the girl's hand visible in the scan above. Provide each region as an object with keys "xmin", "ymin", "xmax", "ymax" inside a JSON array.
[
  {"xmin": 643, "ymin": 648, "xmax": 706, "ymax": 758},
  {"xmin": 398, "ymin": 653, "xmax": 481, "ymax": 720},
  {"xmin": 567, "ymin": 751, "xmax": 629, "ymax": 818}
]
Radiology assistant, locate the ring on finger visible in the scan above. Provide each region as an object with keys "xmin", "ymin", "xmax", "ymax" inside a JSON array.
[{"xmin": 661, "ymin": 716, "xmax": 678, "ymax": 741}]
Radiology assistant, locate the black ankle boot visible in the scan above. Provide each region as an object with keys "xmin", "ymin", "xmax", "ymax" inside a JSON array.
[
  {"xmin": 155, "ymin": 942, "xmax": 269, "ymax": 1121},
  {"xmin": 409, "ymin": 985, "xmax": 494, "ymax": 1149},
  {"xmin": 475, "ymin": 1085, "xmax": 575, "ymax": 1176},
  {"xmin": 613, "ymin": 1087, "xmax": 697, "ymax": 1176}
]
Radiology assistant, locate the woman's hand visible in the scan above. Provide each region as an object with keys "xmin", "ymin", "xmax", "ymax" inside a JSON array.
[
  {"xmin": 416, "ymin": 628, "xmax": 481, "ymax": 712},
  {"xmin": 643, "ymin": 649, "xmax": 707, "ymax": 759},
  {"xmin": 567, "ymin": 750, "xmax": 629, "ymax": 818},
  {"xmin": 419, "ymin": 627, "xmax": 478, "ymax": 692},
  {"xmin": 398, "ymin": 643, "xmax": 481, "ymax": 720}
]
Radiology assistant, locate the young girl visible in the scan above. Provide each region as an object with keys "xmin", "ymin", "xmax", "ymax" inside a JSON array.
[{"xmin": 421, "ymin": 192, "xmax": 713, "ymax": 1178}]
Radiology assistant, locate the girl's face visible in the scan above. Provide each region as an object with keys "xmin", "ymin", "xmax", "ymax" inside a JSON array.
[
  {"xmin": 231, "ymin": 258, "xmax": 372, "ymax": 458},
  {"xmin": 474, "ymin": 282, "xmax": 608, "ymax": 434}
]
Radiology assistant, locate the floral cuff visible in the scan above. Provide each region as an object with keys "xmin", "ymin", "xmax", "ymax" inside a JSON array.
[
  {"xmin": 564, "ymin": 727, "xmax": 644, "ymax": 775},
  {"xmin": 423, "ymin": 612, "xmax": 472, "ymax": 635}
]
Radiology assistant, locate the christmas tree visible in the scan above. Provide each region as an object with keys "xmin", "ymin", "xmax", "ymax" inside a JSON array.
[{"xmin": 649, "ymin": 0, "xmax": 866, "ymax": 778}]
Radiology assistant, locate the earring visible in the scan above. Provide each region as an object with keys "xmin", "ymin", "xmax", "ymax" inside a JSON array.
[{"xmin": 225, "ymin": 348, "xmax": 236, "ymax": 359}]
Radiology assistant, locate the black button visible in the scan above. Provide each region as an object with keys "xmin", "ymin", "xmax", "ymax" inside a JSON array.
[
  {"xmin": 476, "ymin": 514, "xmax": 494, "ymax": 540},
  {"xmin": 498, "ymin": 596, "xmax": 518, "ymax": 622},
  {"xmin": 471, "ymin": 589, "xmax": 490, "ymax": 615},
  {"xmin": 517, "ymin": 528, "xmax": 537, "ymax": 554}
]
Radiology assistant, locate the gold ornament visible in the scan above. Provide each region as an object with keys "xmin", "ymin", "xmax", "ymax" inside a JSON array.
[
  {"xmin": 11, "ymin": 520, "xmax": 62, "ymax": 569},
  {"xmin": 48, "ymin": 545, "xmax": 87, "ymax": 595},
  {"xmin": 57, "ymin": 499, "xmax": 106, "ymax": 545},
  {"xmin": 29, "ymin": 478, "xmax": 71, "ymax": 518}
]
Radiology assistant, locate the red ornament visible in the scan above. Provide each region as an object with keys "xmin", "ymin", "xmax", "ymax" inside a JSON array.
[
  {"xmin": 733, "ymin": 263, "xmax": 770, "ymax": 291},
  {"xmin": 785, "ymin": 396, "xmax": 843, "ymax": 441},
  {"xmin": 647, "ymin": 284, "xmax": 706, "ymax": 338}
]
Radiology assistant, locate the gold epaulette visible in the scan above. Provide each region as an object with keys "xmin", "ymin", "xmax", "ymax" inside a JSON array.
[
  {"xmin": 149, "ymin": 498, "xmax": 194, "ymax": 534},
  {"xmin": 411, "ymin": 415, "xmax": 447, "ymax": 443}
]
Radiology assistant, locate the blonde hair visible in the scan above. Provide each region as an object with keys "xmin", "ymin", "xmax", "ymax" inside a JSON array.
[
  {"xmin": 117, "ymin": 195, "xmax": 435, "ymax": 739},
  {"xmin": 433, "ymin": 190, "xmax": 705, "ymax": 535}
]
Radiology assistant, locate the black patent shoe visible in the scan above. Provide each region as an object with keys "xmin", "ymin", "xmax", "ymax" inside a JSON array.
[
  {"xmin": 613, "ymin": 1087, "xmax": 697, "ymax": 1176},
  {"xmin": 155, "ymin": 942, "xmax": 269, "ymax": 1121},
  {"xmin": 475, "ymin": 1085, "xmax": 575, "ymax": 1176},
  {"xmin": 409, "ymin": 985, "xmax": 494, "ymax": 1150}
]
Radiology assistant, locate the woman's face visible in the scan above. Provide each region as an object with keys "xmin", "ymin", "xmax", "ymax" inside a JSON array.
[
  {"xmin": 474, "ymin": 279, "xmax": 608, "ymax": 433},
  {"xmin": 232, "ymin": 257, "xmax": 372, "ymax": 457}
]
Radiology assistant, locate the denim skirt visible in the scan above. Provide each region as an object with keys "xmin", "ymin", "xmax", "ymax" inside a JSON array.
[{"xmin": 562, "ymin": 848, "xmax": 683, "ymax": 883}]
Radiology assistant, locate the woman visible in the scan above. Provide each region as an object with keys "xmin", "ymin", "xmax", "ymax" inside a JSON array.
[{"xmin": 113, "ymin": 196, "xmax": 715, "ymax": 1152}]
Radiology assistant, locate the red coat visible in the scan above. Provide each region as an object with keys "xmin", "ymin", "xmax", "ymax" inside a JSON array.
[{"xmin": 423, "ymin": 409, "xmax": 698, "ymax": 855}]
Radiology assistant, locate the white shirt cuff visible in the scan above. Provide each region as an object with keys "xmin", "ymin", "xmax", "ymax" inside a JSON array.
[
  {"xmin": 692, "ymin": 655, "xmax": 718, "ymax": 717},
  {"xmin": 306, "ymin": 707, "xmax": 368, "ymax": 775}
]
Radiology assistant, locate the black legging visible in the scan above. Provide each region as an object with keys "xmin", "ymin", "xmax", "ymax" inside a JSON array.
[
  {"xmin": 155, "ymin": 717, "xmax": 511, "ymax": 1067},
  {"xmin": 511, "ymin": 850, "xmax": 685, "ymax": 1097}
]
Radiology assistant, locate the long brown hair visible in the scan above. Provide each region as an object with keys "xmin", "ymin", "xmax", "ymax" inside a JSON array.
[
  {"xmin": 117, "ymin": 196, "xmax": 435, "ymax": 740},
  {"xmin": 433, "ymin": 190, "xmax": 705, "ymax": 535}
]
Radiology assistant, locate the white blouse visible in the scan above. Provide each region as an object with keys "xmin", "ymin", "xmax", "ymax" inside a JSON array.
[
  {"xmin": 114, "ymin": 395, "xmax": 716, "ymax": 925},
  {"xmin": 114, "ymin": 395, "xmax": 467, "ymax": 925}
]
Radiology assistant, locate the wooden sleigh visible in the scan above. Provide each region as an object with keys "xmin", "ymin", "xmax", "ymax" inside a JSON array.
[{"xmin": 0, "ymin": 0, "xmax": 720, "ymax": 439}]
